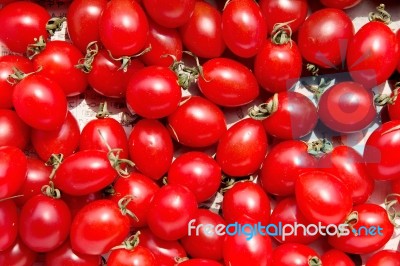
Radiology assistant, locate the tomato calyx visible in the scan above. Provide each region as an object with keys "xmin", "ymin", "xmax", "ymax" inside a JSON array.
[
  {"xmin": 6, "ymin": 66, "xmax": 43, "ymax": 85},
  {"xmin": 111, "ymin": 231, "xmax": 141, "ymax": 251},
  {"xmin": 342, "ymin": 211, "xmax": 359, "ymax": 236},
  {"xmin": 248, "ymin": 93, "xmax": 279, "ymax": 120},
  {"xmin": 168, "ymin": 51, "xmax": 204, "ymax": 90},
  {"xmin": 75, "ymin": 41, "xmax": 99, "ymax": 73},
  {"xmin": 26, "ymin": 35, "xmax": 47, "ymax": 59},
  {"xmin": 271, "ymin": 20, "xmax": 294, "ymax": 45},
  {"xmin": 107, "ymin": 45, "xmax": 152, "ymax": 73},
  {"xmin": 46, "ymin": 153, "xmax": 64, "ymax": 180},
  {"xmin": 46, "ymin": 16, "xmax": 66, "ymax": 36},
  {"xmin": 41, "ymin": 181, "xmax": 61, "ymax": 199},
  {"xmin": 384, "ymin": 193, "xmax": 400, "ymax": 228},
  {"xmin": 175, "ymin": 256, "xmax": 190, "ymax": 264},
  {"xmin": 306, "ymin": 138, "xmax": 334, "ymax": 156},
  {"xmin": 374, "ymin": 82, "xmax": 400, "ymax": 106},
  {"xmin": 368, "ymin": 4, "xmax": 391, "ymax": 24},
  {"xmin": 308, "ymin": 256, "xmax": 322, "ymax": 266},
  {"xmin": 96, "ymin": 102, "xmax": 111, "ymax": 119},
  {"xmin": 220, "ymin": 175, "xmax": 255, "ymax": 193},
  {"xmin": 118, "ymin": 196, "xmax": 139, "ymax": 221},
  {"xmin": 107, "ymin": 148, "xmax": 135, "ymax": 176},
  {"xmin": 301, "ymin": 64, "xmax": 332, "ymax": 101}
]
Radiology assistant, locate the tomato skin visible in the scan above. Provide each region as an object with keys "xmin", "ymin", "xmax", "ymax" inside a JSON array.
[
  {"xmin": 67, "ymin": 0, "xmax": 107, "ymax": 52},
  {"xmin": 260, "ymin": 140, "xmax": 317, "ymax": 197},
  {"xmin": 0, "ymin": 109, "xmax": 30, "ymax": 150},
  {"xmin": 178, "ymin": 259, "xmax": 223, "ymax": 266},
  {"xmin": 198, "ymin": 58, "xmax": 259, "ymax": 107},
  {"xmin": 167, "ymin": 96, "xmax": 226, "ymax": 147},
  {"xmin": 0, "ymin": 200, "xmax": 18, "ymax": 251},
  {"xmin": 366, "ymin": 250, "xmax": 400, "ymax": 266},
  {"xmin": 363, "ymin": 120, "xmax": 400, "ymax": 181},
  {"xmin": 126, "ymin": 66, "xmax": 182, "ymax": 119},
  {"xmin": 387, "ymin": 89, "xmax": 400, "ymax": 121},
  {"xmin": 295, "ymin": 171, "xmax": 352, "ymax": 225},
  {"xmin": 0, "ymin": 146, "xmax": 27, "ymax": 199},
  {"xmin": 179, "ymin": 1, "xmax": 225, "ymax": 58},
  {"xmin": 222, "ymin": 0, "xmax": 266, "ymax": 58},
  {"xmin": 19, "ymin": 194, "xmax": 71, "ymax": 252},
  {"xmin": 70, "ymin": 199, "xmax": 131, "ymax": 255},
  {"xmin": 142, "ymin": 0, "xmax": 195, "ymax": 28},
  {"xmin": 99, "ymin": 0, "xmax": 149, "ymax": 57},
  {"xmin": 128, "ymin": 119, "xmax": 173, "ymax": 180},
  {"xmin": 298, "ymin": 8, "xmax": 354, "ymax": 68},
  {"xmin": 31, "ymin": 111, "xmax": 80, "ymax": 161},
  {"xmin": 12, "ymin": 74, "xmax": 68, "ymax": 131},
  {"xmin": 321, "ymin": 249, "xmax": 355, "ymax": 266},
  {"xmin": 328, "ymin": 203, "xmax": 394, "ymax": 254},
  {"xmin": 320, "ymin": 0, "xmax": 361, "ymax": 9},
  {"xmin": 0, "ymin": 55, "xmax": 33, "ymax": 109},
  {"xmin": 0, "ymin": 1, "xmax": 50, "ymax": 53},
  {"xmin": 397, "ymin": 30, "xmax": 400, "ymax": 73},
  {"xmin": 259, "ymin": 0, "xmax": 308, "ymax": 34},
  {"xmin": 147, "ymin": 184, "xmax": 198, "ymax": 241},
  {"xmin": 53, "ymin": 150, "xmax": 117, "ymax": 196},
  {"xmin": 347, "ymin": 21, "xmax": 398, "ymax": 89},
  {"xmin": 0, "ymin": 238, "xmax": 37, "ymax": 266},
  {"xmin": 271, "ymin": 243, "xmax": 320, "ymax": 266},
  {"xmin": 216, "ymin": 118, "xmax": 268, "ymax": 177},
  {"xmin": 108, "ymin": 246, "xmax": 158, "ymax": 266}
]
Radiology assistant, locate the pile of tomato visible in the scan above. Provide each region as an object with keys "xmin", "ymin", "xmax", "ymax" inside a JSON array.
[{"xmin": 1, "ymin": 0, "xmax": 400, "ymax": 265}]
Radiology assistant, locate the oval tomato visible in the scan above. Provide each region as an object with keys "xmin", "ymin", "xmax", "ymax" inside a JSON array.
[
  {"xmin": 0, "ymin": 238, "xmax": 37, "ymax": 266},
  {"xmin": 0, "ymin": 146, "xmax": 27, "ymax": 199},
  {"xmin": 0, "ymin": 109, "xmax": 30, "ymax": 150},
  {"xmin": 271, "ymin": 243, "xmax": 321, "ymax": 266},
  {"xmin": 321, "ymin": 249, "xmax": 355, "ymax": 266},
  {"xmin": 0, "ymin": 200, "xmax": 18, "ymax": 251},
  {"xmin": 108, "ymin": 245, "xmax": 158, "ymax": 266},
  {"xmin": 366, "ymin": 250, "xmax": 400, "ymax": 266},
  {"xmin": 320, "ymin": 0, "xmax": 362, "ymax": 9}
]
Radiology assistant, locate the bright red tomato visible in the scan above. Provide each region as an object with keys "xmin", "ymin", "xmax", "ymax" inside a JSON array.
[
  {"xmin": 0, "ymin": 109, "xmax": 30, "ymax": 150},
  {"xmin": 321, "ymin": 249, "xmax": 355, "ymax": 266},
  {"xmin": 0, "ymin": 238, "xmax": 37, "ymax": 266},
  {"xmin": 70, "ymin": 199, "xmax": 131, "ymax": 255},
  {"xmin": 31, "ymin": 111, "xmax": 80, "ymax": 161},
  {"xmin": 0, "ymin": 200, "xmax": 18, "ymax": 251},
  {"xmin": 126, "ymin": 66, "xmax": 182, "ymax": 119},
  {"xmin": 142, "ymin": 0, "xmax": 195, "ymax": 28},
  {"xmin": 179, "ymin": 1, "xmax": 225, "ymax": 58},
  {"xmin": 366, "ymin": 250, "xmax": 400, "ymax": 266},
  {"xmin": 178, "ymin": 259, "xmax": 223, "ymax": 266},
  {"xmin": 12, "ymin": 74, "xmax": 68, "ymax": 131},
  {"xmin": 320, "ymin": 0, "xmax": 362, "ymax": 9},
  {"xmin": 0, "ymin": 146, "xmax": 27, "ymax": 199},
  {"xmin": 63, "ymin": 192, "xmax": 103, "ymax": 219},
  {"xmin": 147, "ymin": 184, "xmax": 198, "ymax": 240},
  {"xmin": 198, "ymin": 58, "xmax": 259, "ymax": 107},
  {"xmin": 167, "ymin": 96, "xmax": 226, "ymax": 147},
  {"xmin": 387, "ymin": 87, "xmax": 400, "ymax": 121},
  {"xmin": 99, "ymin": 0, "xmax": 149, "ymax": 57},
  {"xmin": 108, "ymin": 245, "xmax": 158, "ymax": 266},
  {"xmin": 128, "ymin": 119, "xmax": 174, "ymax": 180},
  {"xmin": 216, "ymin": 118, "xmax": 268, "ymax": 177},
  {"xmin": 298, "ymin": 8, "xmax": 354, "ymax": 68},
  {"xmin": 397, "ymin": 30, "xmax": 400, "ymax": 73},
  {"xmin": 295, "ymin": 171, "xmax": 352, "ymax": 225},
  {"xmin": 271, "ymin": 243, "xmax": 321, "ymax": 266},
  {"xmin": 0, "ymin": 1, "xmax": 50, "ymax": 53},
  {"xmin": 19, "ymin": 194, "xmax": 71, "ymax": 252},
  {"xmin": 347, "ymin": 21, "xmax": 398, "ymax": 89},
  {"xmin": 222, "ymin": 0, "xmax": 266, "ymax": 58}
]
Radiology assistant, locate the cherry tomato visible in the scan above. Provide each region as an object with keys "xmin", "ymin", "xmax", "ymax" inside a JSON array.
[
  {"xmin": 167, "ymin": 151, "xmax": 221, "ymax": 203},
  {"xmin": 128, "ymin": 119, "xmax": 174, "ymax": 180},
  {"xmin": 179, "ymin": 1, "xmax": 225, "ymax": 58},
  {"xmin": 320, "ymin": 0, "xmax": 362, "ymax": 9},
  {"xmin": 298, "ymin": 8, "xmax": 354, "ymax": 68},
  {"xmin": 0, "ymin": 55, "xmax": 33, "ymax": 109},
  {"xmin": 259, "ymin": 0, "xmax": 308, "ymax": 34},
  {"xmin": 126, "ymin": 66, "xmax": 182, "ymax": 119},
  {"xmin": 387, "ymin": 88, "xmax": 400, "ymax": 121},
  {"xmin": 392, "ymin": 178, "xmax": 400, "ymax": 199},
  {"xmin": 0, "ymin": 238, "xmax": 37, "ymax": 266},
  {"xmin": 31, "ymin": 111, "xmax": 80, "ymax": 161},
  {"xmin": 271, "ymin": 243, "xmax": 321, "ymax": 266},
  {"xmin": 108, "ymin": 245, "xmax": 158, "ymax": 266},
  {"xmin": 222, "ymin": 0, "xmax": 266, "ymax": 58},
  {"xmin": 181, "ymin": 209, "xmax": 226, "ymax": 261},
  {"xmin": 19, "ymin": 194, "xmax": 71, "ymax": 252},
  {"xmin": 347, "ymin": 21, "xmax": 398, "ymax": 89},
  {"xmin": 67, "ymin": 0, "xmax": 107, "ymax": 52},
  {"xmin": 142, "ymin": 0, "xmax": 195, "ymax": 28},
  {"xmin": 366, "ymin": 250, "xmax": 400, "ymax": 266},
  {"xmin": 363, "ymin": 120, "xmax": 400, "ymax": 181},
  {"xmin": 99, "ymin": 0, "xmax": 149, "ymax": 57},
  {"xmin": 321, "ymin": 249, "xmax": 355, "ymax": 266},
  {"xmin": 0, "ymin": 200, "xmax": 18, "ymax": 251},
  {"xmin": 70, "ymin": 199, "xmax": 131, "ymax": 255},
  {"xmin": 0, "ymin": 146, "xmax": 27, "ymax": 199},
  {"xmin": 198, "ymin": 58, "xmax": 259, "ymax": 107},
  {"xmin": 216, "ymin": 118, "xmax": 268, "ymax": 177},
  {"xmin": 0, "ymin": 109, "xmax": 30, "ymax": 150},
  {"xmin": 12, "ymin": 74, "xmax": 68, "ymax": 131},
  {"xmin": 178, "ymin": 259, "xmax": 223, "ymax": 266},
  {"xmin": 147, "ymin": 184, "xmax": 198, "ymax": 240},
  {"xmin": 167, "ymin": 96, "xmax": 226, "ymax": 147},
  {"xmin": 0, "ymin": 1, "xmax": 50, "ymax": 53},
  {"xmin": 295, "ymin": 171, "xmax": 352, "ymax": 225}
]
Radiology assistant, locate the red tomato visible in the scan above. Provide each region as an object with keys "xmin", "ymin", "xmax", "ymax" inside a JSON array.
[
  {"xmin": 67, "ymin": 0, "xmax": 107, "ymax": 52},
  {"xmin": 0, "ymin": 55, "xmax": 33, "ymax": 109},
  {"xmin": 387, "ymin": 88, "xmax": 400, "ymax": 121},
  {"xmin": 63, "ymin": 192, "xmax": 103, "ymax": 219},
  {"xmin": 19, "ymin": 194, "xmax": 71, "ymax": 252},
  {"xmin": 167, "ymin": 96, "xmax": 226, "ymax": 147},
  {"xmin": 271, "ymin": 243, "xmax": 321, "ymax": 266},
  {"xmin": 108, "ymin": 245, "xmax": 158, "ymax": 266},
  {"xmin": 295, "ymin": 171, "xmax": 352, "ymax": 225},
  {"xmin": 128, "ymin": 119, "xmax": 174, "ymax": 180},
  {"xmin": 31, "ymin": 111, "xmax": 80, "ymax": 161},
  {"xmin": 99, "ymin": 0, "xmax": 149, "ymax": 57},
  {"xmin": 216, "ymin": 118, "xmax": 268, "ymax": 177},
  {"xmin": 142, "ymin": 0, "xmax": 195, "ymax": 28},
  {"xmin": 0, "ymin": 146, "xmax": 27, "ymax": 199},
  {"xmin": 198, "ymin": 58, "xmax": 259, "ymax": 107},
  {"xmin": 259, "ymin": 0, "xmax": 308, "ymax": 34},
  {"xmin": 347, "ymin": 21, "xmax": 398, "ymax": 89},
  {"xmin": 0, "ymin": 1, "xmax": 50, "ymax": 53},
  {"xmin": 179, "ymin": 1, "xmax": 225, "ymax": 58},
  {"xmin": 147, "ymin": 184, "xmax": 198, "ymax": 240},
  {"xmin": 363, "ymin": 120, "xmax": 400, "ymax": 181},
  {"xmin": 221, "ymin": 0, "xmax": 266, "ymax": 58},
  {"xmin": 126, "ymin": 66, "xmax": 182, "ymax": 119},
  {"xmin": 397, "ymin": 30, "xmax": 400, "ymax": 73},
  {"xmin": 260, "ymin": 140, "xmax": 318, "ymax": 196},
  {"xmin": 0, "ymin": 238, "xmax": 37, "ymax": 266},
  {"xmin": 181, "ymin": 209, "xmax": 225, "ymax": 261},
  {"xmin": 0, "ymin": 109, "xmax": 30, "ymax": 150},
  {"xmin": 328, "ymin": 203, "xmax": 394, "ymax": 254},
  {"xmin": 178, "ymin": 259, "xmax": 223, "ymax": 266},
  {"xmin": 366, "ymin": 250, "xmax": 400, "ymax": 266},
  {"xmin": 318, "ymin": 81, "xmax": 376, "ymax": 133},
  {"xmin": 70, "ymin": 199, "xmax": 131, "ymax": 255},
  {"xmin": 298, "ymin": 8, "xmax": 354, "ymax": 68},
  {"xmin": 0, "ymin": 200, "xmax": 18, "ymax": 251},
  {"xmin": 320, "ymin": 0, "xmax": 362, "ymax": 9},
  {"xmin": 392, "ymin": 178, "xmax": 400, "ymax": 197},
  {"xmin": 12, "ymin": 74, "xmax": 68, "ymax": 131},
  {"xmin": 321, "ymin": 249, "xmax": 355, "ymax": 266}
]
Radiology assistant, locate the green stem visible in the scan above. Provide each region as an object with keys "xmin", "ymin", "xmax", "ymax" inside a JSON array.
[
  {"xmin": 26, "ymin": 36, "xmax": 47, "ymax": 59},
  {"xmin": 75, "ymin": 41, "xmax": 99, "ymax": 73},
  {"xmin": 369, "ymin": 4, "xmax": 391, "ymax": 24},
  {"xmin": 41, "ymin": 181, "xmax": 61, "ymax": 199},
  {"xmin": 248, "ymin": 93, "xmax": 279, "ymax": 120},
  {"xmin": 45, "ymin": 154, "xmax": 64, "ymax": 180},
  {"xmin": 118, "ymin": 196, "xmax": 139, "ymax": 221},
  {"xmin": 46, "ymin": 17, "xmax": 66, "ymax": 36},
  {"xmin": 307, "ymin": 138, "xmax": 333, "ymax": 156}
]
